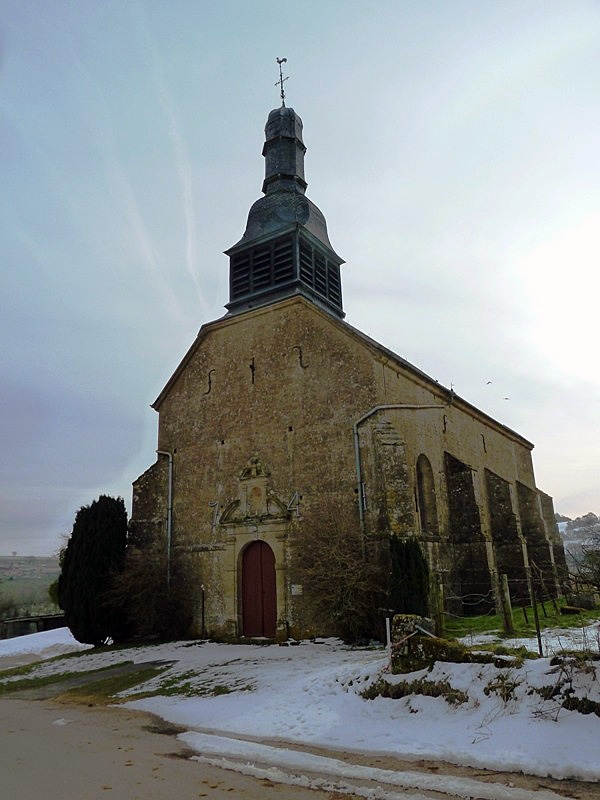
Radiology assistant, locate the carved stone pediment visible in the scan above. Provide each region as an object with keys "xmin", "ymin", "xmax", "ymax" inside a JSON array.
[
  {"xmin": 220, "ymin": 457, "xmax": 289, "ymax": 524},
  {"xmin": 239, "ymin": 455, "xmax": 270, "ymax": 479}
]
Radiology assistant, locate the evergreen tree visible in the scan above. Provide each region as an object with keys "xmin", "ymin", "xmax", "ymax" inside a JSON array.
[
  {"xmin": 389, "ymin": 536, "xmax": 429, "ymax": 616},
  {"xmin": 57, "ymin": 495, "xmax": 128, "ymax": 645}
]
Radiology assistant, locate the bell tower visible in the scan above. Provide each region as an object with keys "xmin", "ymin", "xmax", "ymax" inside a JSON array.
[{"xmin": 225, "ymin": 104, "xmax": 344, "ymax": 318}]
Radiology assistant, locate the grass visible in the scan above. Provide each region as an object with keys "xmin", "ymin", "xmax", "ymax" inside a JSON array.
[
  {"xmin": 140, "ymin": 672, "xmax": 254, "ymax": 699},
  {"xmin": 0, "ymin": 657, "xmax": 174, "ymax": 703},
  {"xmin": 0, "ymin": 573, "xmax": 59, "ymax": 617},
  {"xmin": 0, "ymin": 650, "xmax": 97, "ymax": 683},
  {"xmin": 0, "ymin": 661, "xmax": 134, "ymax": 696},
  {"xmin": 362, "ymin": 677, "xmax": 468, "ymax": 705},
  {"xmin": 0, "ymin": 639, "xmax": 152, "ymax": 682},
  {"xmin": 445, "ymin": 598, "xmax": 600, "ymax": 641},
  {"xmin": 0, "ymin": 575, "xmax": 56, "ymax": 598},
  {"xmin": 59, "ymin": 664, "xmax": 171, "ymax": 705},
  {"xmin": 0, "ymin": 638, "xmax": 257, "ymax": 704}
]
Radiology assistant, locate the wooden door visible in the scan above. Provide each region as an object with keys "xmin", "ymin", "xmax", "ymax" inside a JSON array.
[{"xmin": 241, "ymin": 541, "xmax": 276, "ymax": 638}]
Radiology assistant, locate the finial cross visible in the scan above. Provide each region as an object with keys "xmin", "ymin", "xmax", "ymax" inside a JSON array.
[{"xmin": 275, "ymin": 57, "xmax": 288, "ymax": 106}]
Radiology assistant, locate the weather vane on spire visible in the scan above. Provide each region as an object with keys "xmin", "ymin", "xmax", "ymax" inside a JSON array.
[{"xmin": 275, "ymin": 57, "xmax": 288, "ymax": 107}]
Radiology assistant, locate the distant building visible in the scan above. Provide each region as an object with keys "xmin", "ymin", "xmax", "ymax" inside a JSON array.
[{"xmin": 131, "ymin": 104, "xmax": 567, "ymax": 640}]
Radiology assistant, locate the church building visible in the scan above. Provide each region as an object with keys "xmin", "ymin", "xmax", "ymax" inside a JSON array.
[{"xmin": 131, "ymin": 100, "xmax": 567, "ymax": 641}]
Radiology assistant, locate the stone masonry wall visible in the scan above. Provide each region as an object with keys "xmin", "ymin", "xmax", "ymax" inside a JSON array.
[
  {"xmin": 485, "ymin": 468, "xmax": 528, "ymax": 603},
  {"xmin": 131, "ymin": 296, "xmax": 561, "ymax": 637}
]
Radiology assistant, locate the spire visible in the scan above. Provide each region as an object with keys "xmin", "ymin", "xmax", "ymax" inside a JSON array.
[
  {"xmin": 261, "ymin": 105, "xmax": 307, "ymax": 196},
  {"xmin": 225, "ymin": 104, "xmax": 344, "ymax": 318},
  {"xmin": 275, "ymin": 57, "xmax": 288, "ymax": 107}
]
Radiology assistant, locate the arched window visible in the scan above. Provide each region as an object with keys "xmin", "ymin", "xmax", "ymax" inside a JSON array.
[{"xmin": 416, "ymin": 454, "xmax": 439, "ymax": 536}]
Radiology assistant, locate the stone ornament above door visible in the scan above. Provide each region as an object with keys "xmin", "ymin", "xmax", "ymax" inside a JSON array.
[{"xmin": 220, "ymin": 456, "xmax": 289, "ymax": 524}]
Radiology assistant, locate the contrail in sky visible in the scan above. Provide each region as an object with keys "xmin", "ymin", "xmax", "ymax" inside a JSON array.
[
  {"xmin": 135, "ymin": 3, "xmax": 209, "ymax": 317},
  {"xmin": 156, "ymin": 76, "xmax": 206, "ymax": 313},
  {"xmin": 105, "ymin": 155, "xmax": 189, "ymax": 327},
  {"xmin": 64, "ymin": 42, "xmax": 189, "ymax": 327}
]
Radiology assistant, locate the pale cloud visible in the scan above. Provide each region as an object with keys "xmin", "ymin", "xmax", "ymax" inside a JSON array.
[{"xmin": 517, "ymin": 213, "xmax": 600, "ymax": 385}]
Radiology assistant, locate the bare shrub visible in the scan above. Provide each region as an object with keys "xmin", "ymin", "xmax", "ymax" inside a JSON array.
[
  {"xmin": 291, "ymin": 496, "xmax": 387, "ymax": 643},
  {"xmin": 106, "ymin": 540, "xmax": 196, "ymax": 641}
]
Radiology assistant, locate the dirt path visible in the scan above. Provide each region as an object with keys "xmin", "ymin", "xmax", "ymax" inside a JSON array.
[
  {"xmin": 265, "ymin": 737, "xmax": 599, "ymax": 799},
  {"xmin": 2, "ymin": 695, "xmax": 598, "ymax": 800},
  {"xmin": 1, "ymin": 697, "xmax": 336, "ymax": 800}
]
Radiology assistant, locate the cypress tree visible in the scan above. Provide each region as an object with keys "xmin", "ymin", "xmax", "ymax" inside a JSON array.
[
  {"xmin": 389, "ymin": 535, "xmax": 429, "ymax": 616},
  {"xmin": 57, "ymin": 495, "xmax": 128, "ymax": 645}
]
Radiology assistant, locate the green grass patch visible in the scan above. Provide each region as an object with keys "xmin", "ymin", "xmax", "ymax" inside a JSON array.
[
  {"xmin": 0, "ymin": 574, "xmax": 58, "ymax": 600},
  {"xmin": 60, "ymin": 664, "xmax": 171, "ymax": 704},
  {"xmin": 0, "ymin": 650, "xmax": 100, "ymax": 683},
  {"xmin": 211, "ymin": 683, "xmax": 232, "ymax": 696},
  {"xmin": 362, "ymin": 677, "xmax": 468, "ymax": 705},
  {"xmin": 484, "ymin": 644, "xmax": 537, "ymax": 662},
  {"xmin": 445, "ymin": 599, "xmax": 600, "ymax": 641},
  {"xmin": 0, "ymin": 661, "xmax": 133, "ymax": 696},
  {"xmin": 139, "ymin": 674, "xmax": 254, "ymax": 699},
  {"xmin": 0, "ymin": 640, "xmax": 151, "ymax": 683}
]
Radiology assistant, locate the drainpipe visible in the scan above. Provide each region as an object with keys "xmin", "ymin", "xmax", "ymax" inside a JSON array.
[
  {"xmin": 353, "ymin": 404, "xmax": 446, "ymax": 538},
  {"xmin": 156, "ymin": 450, "xmax": 173, "ymax": 589}
]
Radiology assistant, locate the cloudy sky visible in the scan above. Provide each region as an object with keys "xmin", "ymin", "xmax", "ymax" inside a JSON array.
[{"xmin": 1, "ymin": 0, "xmax": 599, "ymax": 555}]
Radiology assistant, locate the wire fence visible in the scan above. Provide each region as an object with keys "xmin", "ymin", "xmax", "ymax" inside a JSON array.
[{"xmin": 438, "ymin": 563, "xmax": 600, "ymax": 657}]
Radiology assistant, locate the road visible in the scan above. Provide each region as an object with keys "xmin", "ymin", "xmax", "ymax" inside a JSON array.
[{"xmin": 1, "ymin": 696, "xmax": 596, "ymax": 800}]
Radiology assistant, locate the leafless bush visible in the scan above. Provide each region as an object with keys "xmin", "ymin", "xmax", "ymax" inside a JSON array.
[
  {"xmin": 291, "ymin": 496, "xmax": 387, "ymax": 643},
  {"xmin": 105, "ymin": 540, "xmax": 197, "ymax": 641}
]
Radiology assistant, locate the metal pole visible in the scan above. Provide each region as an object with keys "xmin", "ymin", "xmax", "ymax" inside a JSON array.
[
  {"xmin": 386, "ymin": 617, "xmax": 392, "ymax": 669},
  {"xmin": 156, "ymin": 450, "xmax": 173, "ymax": 590},
  {"xmin": 530, "ymin": 576, "xmax": 543, "ymax": 657}
]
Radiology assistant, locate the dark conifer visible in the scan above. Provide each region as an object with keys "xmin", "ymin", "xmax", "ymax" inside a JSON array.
[
  {"xmin": 389, "ymin": 536, "xmax": 429, "ymax": 617},
  {"xmin": 57, "ymin": 495, "xmax": 128, "ymax": 645}
]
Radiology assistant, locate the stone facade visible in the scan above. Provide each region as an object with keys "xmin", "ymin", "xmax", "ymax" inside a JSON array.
[{"xmin": 131, "ymin": 295, "xmax": 567, "ymax": 640}]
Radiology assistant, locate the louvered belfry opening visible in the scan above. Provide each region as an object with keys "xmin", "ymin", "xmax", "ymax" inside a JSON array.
[
  {"xmin": 225, "ymin": 105, "xmax": 345, "ymax": 318},
  {"xmin": 227, "ymin": 228, "xmax": 343, "ymax": 316},
  {"xmin": 299, "ymin": 236, "xmax": 342, "ymax": 309},
  {"xmin": 230, "ymin": 234, "xmax": 294, "ymax": 300}
]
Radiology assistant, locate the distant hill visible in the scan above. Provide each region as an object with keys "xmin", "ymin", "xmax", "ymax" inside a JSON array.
[
  {"xmin": 556, "ymin": 512, "xmax": 600, "ymax": 569},
  {"xmin": 0, "ymin": 555, "xmax": 60, "ymax": 579},
  {"xmin": 0, "ymin": 556, "xmax": 60, "ymax": 618}
]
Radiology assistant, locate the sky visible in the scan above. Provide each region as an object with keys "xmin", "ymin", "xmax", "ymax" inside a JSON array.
[{"xmin": 1, "ymin": 0, "xmax": 599, "ymax": 555}]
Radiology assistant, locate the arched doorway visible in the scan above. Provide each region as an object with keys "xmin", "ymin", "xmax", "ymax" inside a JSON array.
[{"xmin": 241, "ymin": 540, "xmax": 277, "ymax": 638}]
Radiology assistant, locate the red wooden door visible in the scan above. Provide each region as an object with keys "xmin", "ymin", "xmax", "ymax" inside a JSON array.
[{"xmin": 242, "ymin": 541, "xmax": 276, "ymax": 638}]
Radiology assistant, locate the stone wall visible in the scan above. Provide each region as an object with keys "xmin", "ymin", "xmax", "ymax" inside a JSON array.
[
  {"xmin": 517, "ymin": 481, "xmax": 557, "ymax": 596},
  {"xmin": 131, "ymin": 296, "xmax": 562, "ymax": 638},
  {"xmin": 485, "ymin": 469, "xmax": 528, "ymax": 603},
  {"xmin": 539, "ymin": 490, "xmax": 569, "ymax": 588}
]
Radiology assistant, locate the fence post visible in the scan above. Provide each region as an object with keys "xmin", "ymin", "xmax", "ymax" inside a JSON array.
[
  {"xmin": 527, "ymin": 567, "xmax": 544, "ymax": 658},
  {"xmin": 433, "ymin": 572, "xmax": 445, "ymax": 637},
  {"xmin": 500, "ymin": 573, "xmax": 514, "ymax": 635}
]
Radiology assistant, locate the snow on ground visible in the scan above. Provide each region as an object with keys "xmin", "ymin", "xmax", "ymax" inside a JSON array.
[
  {"xmin": 1, "ymin": 628, "xmax": 599, "ymax": 788},
  {"xmin": 459, "ymin": 621, "xmax": 600, "ymax": 656},
  {"xmin": 182, "ymin": 733, "xmax": 569, "ymax": 800},
  {"xmin": 0, "ymin": 627, "xmax": 91, "ymax": 660}
]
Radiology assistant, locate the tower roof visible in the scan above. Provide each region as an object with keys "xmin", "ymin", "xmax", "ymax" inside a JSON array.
[
  {"xmin": 225, "ymin": 106, "xmax": 344, "ymax": 317},
  {"xmin": 228, "ymin": 107, "xmax": 338, "ymax": 254}
]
